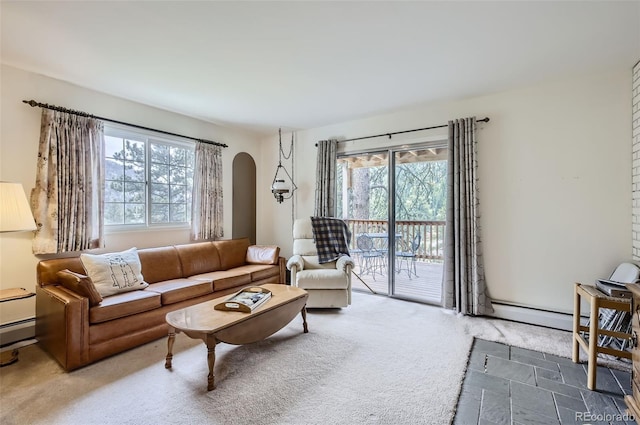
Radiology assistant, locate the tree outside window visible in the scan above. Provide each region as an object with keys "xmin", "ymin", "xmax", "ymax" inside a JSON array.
[{"xmin": 104, "ymin": 129, "xmax": 194, "ymax": 226}]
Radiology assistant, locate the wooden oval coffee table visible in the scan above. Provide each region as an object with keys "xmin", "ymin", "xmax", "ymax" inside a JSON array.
[{"xmin": 164, "ymin": 283, "xmax": 308, "ymax": 390}]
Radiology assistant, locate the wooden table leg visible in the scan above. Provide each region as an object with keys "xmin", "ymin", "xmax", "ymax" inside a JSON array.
[
  {"xmin": 572, "ymin": 283, "xmax": 581, "ymax": 363},
  {"xmin": 587, "ymin": 296, "xmax": 599, "ymax": 390},
  {"xmin": 165, "ymin": 327, "xmax": 177, "ymax": 369},
  {"xmin": 206, "ymin": 334, "xmax": 216, "ymax": 391},
  {"xmin": 0, "ymin": 349, "xmax": 19, "ymax": 367},
  {"xmin": 301, "ymin": 306, "xmax": 308, "ymax": 333}
]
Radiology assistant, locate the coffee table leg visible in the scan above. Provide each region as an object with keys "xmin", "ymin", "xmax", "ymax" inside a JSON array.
[
  {"xmin": 206, "ymin": 334, "xmax": 216, "ymax": 391},
  {"xmin": 165, "ymin": 327, "xmax": 176, "ymax": 369},
  {"xmin": 301, "ymin": 306, "xmax": 308, "ymax": 333}
]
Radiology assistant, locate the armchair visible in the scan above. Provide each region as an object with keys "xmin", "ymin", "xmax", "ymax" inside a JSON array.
[{"xmin": 287, "ymin": 218, "xmax": 354, "ymax": 308}]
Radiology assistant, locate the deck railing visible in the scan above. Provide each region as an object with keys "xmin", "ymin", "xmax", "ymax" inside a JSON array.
[{"xmin": 344, "ymin": 219, "xmax": 446, "ymax": 261}]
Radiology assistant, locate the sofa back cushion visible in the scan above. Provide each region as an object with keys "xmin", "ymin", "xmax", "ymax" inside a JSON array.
[
  {"xmin": 138, "ymin": 246, "xmax": 183, "ymax": 283},
  {"xmin": 213, "ymin": 238, "xmax": 250, "ymax": 270},
  {"xmin": 292, "ymin": 218, "xmax": 331, "ymax": 270},
  {"xmin": 292, "ymin": 218, "xmax": 317, "ymax": 256},
  {"xmin": 175, "ymin": 242, "xmax": 221, "ymax": 277}
]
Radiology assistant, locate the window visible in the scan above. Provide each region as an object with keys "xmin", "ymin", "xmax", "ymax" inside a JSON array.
[{"xmin": 104, "ymin": 127, "xmax": 195, "ymax": 226}]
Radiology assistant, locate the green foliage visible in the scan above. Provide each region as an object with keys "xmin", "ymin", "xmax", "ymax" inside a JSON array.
[
  {"xmin": 395, "ymin": 161, "xmax": 447, "ymax": 220},
  {"xmin": 336, "ymin": 158, "xmax": 447, "ymax": 221}
]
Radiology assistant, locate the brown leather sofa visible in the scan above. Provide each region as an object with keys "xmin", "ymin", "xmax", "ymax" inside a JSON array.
[{"xmin": 35, "ymin": 238, "xmax": 286, "ymax": 371}]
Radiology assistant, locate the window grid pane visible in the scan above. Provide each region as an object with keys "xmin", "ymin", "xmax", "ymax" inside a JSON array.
[
  {"xmin": 150, "ymin": 142, "xmax": 193, "ymax": 225},
  {"xmin": 104, "ymin": 132, "xmax": 195, "ymax": 227}
]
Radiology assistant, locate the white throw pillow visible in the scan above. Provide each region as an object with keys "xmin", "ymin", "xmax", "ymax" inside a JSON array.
[{"xmin": 80, "ymin": 247, "xmax": 148, "ymax": 297}]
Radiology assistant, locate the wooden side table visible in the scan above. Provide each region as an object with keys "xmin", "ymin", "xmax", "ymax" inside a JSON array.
[
  {"xmin": 624, "ymin": 284, "xmax": 640, "ymax": 423},
  {"xmin": 572, "ymin": 283, "xmax": 632, "ymax": 390},
  {"xmin": 0, "ymin": 288, "xmax": 35, "ymax": 367}
]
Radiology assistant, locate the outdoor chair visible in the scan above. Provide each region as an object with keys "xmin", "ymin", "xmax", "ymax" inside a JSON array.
[
  {"xmin": 396, "ymin": 233, "xmax": 420, "ymax": 278},
  {"xmin": 356, "ymin": 234, "xmax": 386, "ymax": 280}
]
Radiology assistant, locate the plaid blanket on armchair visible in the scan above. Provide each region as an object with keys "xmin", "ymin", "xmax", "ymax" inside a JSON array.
[{"xmin": 310, "ymin": 217, "xmax": 351, "ymax": 264}]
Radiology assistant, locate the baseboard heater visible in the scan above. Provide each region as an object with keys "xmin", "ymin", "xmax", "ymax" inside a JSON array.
[
  {"xmin": 0, "ymin": 317, "xmax": 35, "ymax": 347},
  {"xmin": 489, "ymin": 301, "xmax": 575, "ymax": 332}
]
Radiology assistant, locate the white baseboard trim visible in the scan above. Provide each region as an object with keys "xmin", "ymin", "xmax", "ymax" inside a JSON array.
[
  {"xmin": 0, "ymin": 306, "xmax": 579, "ymax": 344},
  {"xmin": 0, "ymin": 318, "xmax": 35, "ymax": 347},
  {"xmin": 489, "ymin": 303, "xmax": 574, "ymax": 331}
]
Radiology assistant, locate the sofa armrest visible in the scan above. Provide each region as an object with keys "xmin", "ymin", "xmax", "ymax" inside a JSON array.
[
  {"xmin": 287, "ymin": 255, "xmax": 304, "ymax": 272},
  {"xmin": 56, "ymin": 269, "xmax": 103, "ymax": 306},
  {"xmin": 246, "ymin": 245, "xmax": 280, "ymax": 265},
  {"xmin": 36, "ymin": 285, "xmax": 90, "ymax": 371},
  {"xmin": 336, "ymin": 255, "xmax": 355, "ymax": 273}
]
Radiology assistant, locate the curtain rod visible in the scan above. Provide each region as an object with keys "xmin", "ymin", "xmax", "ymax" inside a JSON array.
[
  {"xmin": 22, "ymin": 100, "xmax": 228, "ymax": 148},
  {"xmin": 343, "ymin": 117, "xmax": 490, "ymax": 143},
  {"xmin": 317, "ymin": 117, "xmax": 490, "ymax": 146}
]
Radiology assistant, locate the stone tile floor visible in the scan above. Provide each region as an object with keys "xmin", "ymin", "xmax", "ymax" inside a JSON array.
[{"xmin": 453, "ymin": 339, "xmax": 635, "ymax": 425}]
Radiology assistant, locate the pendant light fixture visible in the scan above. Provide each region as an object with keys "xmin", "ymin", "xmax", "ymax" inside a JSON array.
[{"xmin": 271, "ymin": 128, "xmax": 297, "ymax": 203}]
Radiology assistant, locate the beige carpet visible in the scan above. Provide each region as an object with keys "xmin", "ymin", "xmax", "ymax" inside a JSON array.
[{"xmin": 0, "ymin": 292, "xmax": 617, "ymax": 425}]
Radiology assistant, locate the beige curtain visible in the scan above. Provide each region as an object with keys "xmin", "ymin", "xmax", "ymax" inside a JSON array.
[
  {"xmin": 442, "ymin": 117, "xmax": 493, "ymax": 315},
  {"xmin": 314, "ymin": 139, "xmax": 338, "ymax": 217},
  {"xmin": 31, "ymin": 109, "xmax": 104, "ymax": 254},
  {"xmin": 191, "ymin": 142, "xmax": 223, "ymax": 240}
]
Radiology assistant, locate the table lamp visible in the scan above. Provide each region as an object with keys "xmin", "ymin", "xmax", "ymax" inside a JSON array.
[{"xmin": 0, "ymin": 182, "xmax": 36, "ymax": 233}]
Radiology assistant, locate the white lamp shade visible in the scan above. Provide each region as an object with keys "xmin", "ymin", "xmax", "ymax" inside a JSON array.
[
  {"xmin": 0, "ymin": 182, "xmax": 36, "ymax": 232},
  {"xmin": 272, "ymin": 179, "xmax": 290, "ymax": 193}
]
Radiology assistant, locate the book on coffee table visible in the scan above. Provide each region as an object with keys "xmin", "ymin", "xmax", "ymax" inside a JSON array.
[{"xmin": 214, "ymin": 286, "xmax": 272, "ymax": 313}]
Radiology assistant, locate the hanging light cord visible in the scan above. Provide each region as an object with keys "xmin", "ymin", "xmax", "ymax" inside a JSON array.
[{"xmin": 279, "ymin": 128, "xmax": 294, "ymax": 161}]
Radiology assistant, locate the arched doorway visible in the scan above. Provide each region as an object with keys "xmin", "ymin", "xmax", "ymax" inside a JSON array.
[{"xmin": 232, "ymin": 153, "xmax": 256, "ymax": 244}]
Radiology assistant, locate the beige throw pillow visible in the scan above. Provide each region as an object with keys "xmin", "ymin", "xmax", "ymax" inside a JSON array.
[{"xmin": 80, "ymin": 248, "xmax": 148, "ymax": 297}]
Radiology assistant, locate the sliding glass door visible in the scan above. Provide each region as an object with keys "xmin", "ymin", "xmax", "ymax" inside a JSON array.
[
  {"xmin": 337, "ymin": 143, "xmax": 446, "ymax": 305},
  {"xmin": 391, "ymin": 147, "xmax": 446, "ymax": 303},
  {"xmin": 337, "ymin": 150, "xmax": 390, "ymax": 295}
]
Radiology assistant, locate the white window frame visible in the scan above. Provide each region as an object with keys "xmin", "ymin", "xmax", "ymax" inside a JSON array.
[{"xmin": 103, "ymin": 124, "xmax": 195, "ymax": 232}]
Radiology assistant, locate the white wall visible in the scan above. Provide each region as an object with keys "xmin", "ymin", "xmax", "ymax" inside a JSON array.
[
  {"xmin": 260, "ymin": 69, "xmax": 632, "ymax": 315},
  {"xmin": 1, "ymin": 64, "xmax": 632, "ymax": 325},
  {"xmin": 0, "ymin": 65, "xmax": 262, "ymax": 325}
]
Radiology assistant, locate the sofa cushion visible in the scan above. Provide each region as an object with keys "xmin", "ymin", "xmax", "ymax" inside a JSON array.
[
  {"xmin": 190, "ymin": 268, "xmax": 252, "ymax": 291},
  {"xmin": 246, "ymin": 245, "xmax": 280, "ymax": 265},
  {"xmin": 301, "ymin": 256, "xmax": 337, "ymax": 270},
  {"xmin": 175, "ymin": 242, "xmax": 221, "ymax": 277},
  {"xmin": 213, "ymin": 238, "xmax": 250, "ymax": 270},
  {"xmin": 89, "ymin": 289, "xmax": 161, "ymax": 324},
  {"xmin": 293, "ymin": 218, "xmax": 314, "ymax": 239},
  {"xmin": 295, "ymin": 269, "xmax": 349, "ymax": 290},
  {"xmin": 293, "ymin": 239, "xmax": 318, "ymax": 257},
  {"xmin": 57, "ymin": 269, "xmax": 103, "ymax": 307},
  {"xmin": 239, "ymin": 264, "xmax": 280, "ymax": 281},
  {"xmin": 145, "ymin": 278, "xmax": 213, "ymax": 305},
  {"xmin": 80, "ymin": 248, "xmax": 149, "ymax": 297},
  {"xmin": 138, "ymin": 246, "xmax": 183, "ymax": 283}
]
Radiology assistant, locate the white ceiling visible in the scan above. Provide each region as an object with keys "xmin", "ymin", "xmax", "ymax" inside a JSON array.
[{"xmin": 2, "ymin": 1, "xmax": 639, "ymax": 135}]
